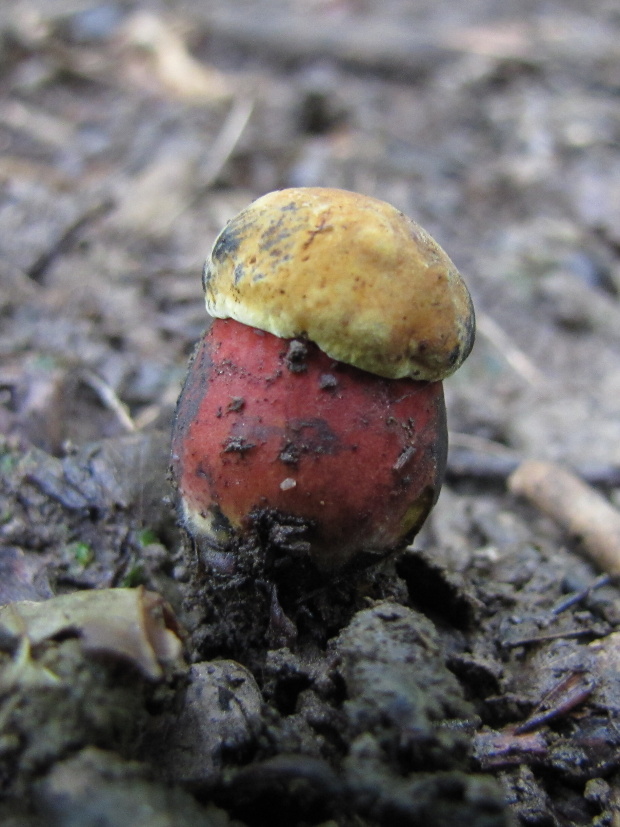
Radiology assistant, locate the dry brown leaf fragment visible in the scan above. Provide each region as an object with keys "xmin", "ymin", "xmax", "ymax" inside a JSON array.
[{"xmin": 0, "ymin": 587, "xmax": 185, "ymax": 680}]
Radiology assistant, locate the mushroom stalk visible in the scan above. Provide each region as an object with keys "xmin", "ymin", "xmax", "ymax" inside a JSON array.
[{"xmin": 171, "ymin": 318, "xmax": 447, "ymax": 571}]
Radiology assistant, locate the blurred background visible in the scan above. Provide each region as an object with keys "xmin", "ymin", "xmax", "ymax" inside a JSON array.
[{"xmin": 1, "ymin": 0, "xmax": 619, "ymax": 474}]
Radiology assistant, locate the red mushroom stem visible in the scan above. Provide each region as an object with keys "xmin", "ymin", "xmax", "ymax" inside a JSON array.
[{"xmin": 171, "ymin": 318, "xmax": 447, "ymax": 572}]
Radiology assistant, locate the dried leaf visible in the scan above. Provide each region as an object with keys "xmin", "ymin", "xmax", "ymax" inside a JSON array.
[{"xmin": 0, "ymin": 587, "xmax": 184, "ymax": 680}]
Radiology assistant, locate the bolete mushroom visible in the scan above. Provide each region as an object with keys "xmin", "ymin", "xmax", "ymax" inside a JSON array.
[{"xmin": 171, "ymin": 188, "xmax": 474, "ymax": 572}]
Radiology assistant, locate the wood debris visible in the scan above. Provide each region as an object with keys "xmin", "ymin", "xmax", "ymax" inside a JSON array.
[{"xmin": 509, "ymin": 459, "xmax": 620, "ymax": 576}]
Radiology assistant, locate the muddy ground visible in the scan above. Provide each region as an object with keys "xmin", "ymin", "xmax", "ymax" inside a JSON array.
[{"xmin": 1, "ymin": 1, "xmax": 620, "ymax": 825}]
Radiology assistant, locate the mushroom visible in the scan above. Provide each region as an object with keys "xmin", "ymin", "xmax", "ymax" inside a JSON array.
[{"xmin": 171, "ymin": 188, "xmax": 474, "ymax": 573}]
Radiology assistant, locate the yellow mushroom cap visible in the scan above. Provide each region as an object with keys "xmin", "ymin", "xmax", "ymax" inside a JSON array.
[{"xmin": 202, "ymin": 187, "xmax": 475, "ymax": 381}]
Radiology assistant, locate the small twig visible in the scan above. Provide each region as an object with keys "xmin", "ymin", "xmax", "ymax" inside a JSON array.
[
  {"xmin": 473, "ymin": 726, "xmax": 548, "ymax": 770},
  {"xmin": 160, "ymin": 95, "xmax": 255, "ymax": 231},
  {"xmin": 552, "ymin": 574, "xmax": 615, "ymax": 615},
  {"xmin": 447, "ymin": 434, "xmax": 620, "ymax": 488},
  {"xmin": 193, "ymin": 7, "xmax": 547, "ymax": 79},
  {"xmin": 447, "ymin": 432, "xmax": 520, "ymax": 481},
  {"xmin": 448, "ymin": 431, "xmax": 518, "ymax": 458},
  {"xmin": 201, "ymin": 96, "xmax": 255, "ymax": 189},
  {"xmin": 513, "ymin": 670, "xmax": 595, "ymax": 734},
  {"xmin": 504, "ymin": 628, "xmax": 602, "ymax": 649},
  {"xmin": 509, "ymin": 460, "xmax": 620, "ymax": 576},
  {"xmin": 476, "ymin": 311, "xmax": 545, "ymax": 386},
  {"xmin": 27, "ymin": 198, "xmax": 114, "ymax": 285},
  {"xmin": 78, "ymin": 370, "xmax": 136, "ymax": 434},
  {"xmin": 447, "ymin": 447, "xmax": 519, "ymax": 482}
]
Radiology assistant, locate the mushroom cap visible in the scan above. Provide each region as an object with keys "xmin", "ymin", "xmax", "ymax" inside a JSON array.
[{"xmin": 203, "ymin": 187, "xmax": 475, "ymax": 380}]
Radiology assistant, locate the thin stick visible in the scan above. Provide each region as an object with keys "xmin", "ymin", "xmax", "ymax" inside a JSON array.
[
  {"xmin": 551, "ymin": 574, "xmax": 614, "ymax": 615},
  {"xmin": 447, "ymin": 433, "xmax": 620, "ymax": 488},
  {"xmin": 201, "ymin": 96, "xmax": 255, "ymax": 189},
  {"xmin": 161, "ymin": 95, "xmax": 255, "ymax": 230},
  {"xmin": 78, "ymin": 369, "xmax": 136, "ymax": 434},
  {"xmin": 509, "ymin": 460, "xmax": 620, "ymax": 576},
  {"xmin": 476, "ymin": 311, "xmax": 545, "ymax": 386},
  {"xmin": 27, "ymin": 199, "xmax": 113, "ymax": 284}
]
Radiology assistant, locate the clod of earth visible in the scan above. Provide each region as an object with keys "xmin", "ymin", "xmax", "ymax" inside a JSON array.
[{"xmin": 171, "ymin": 187, "xmax": 475, "ymax": 571}]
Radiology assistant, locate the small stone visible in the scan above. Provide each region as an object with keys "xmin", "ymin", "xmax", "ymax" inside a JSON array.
[{"xmin": 154, "ymin": 661, "xmax": 262, "ymax": 786}]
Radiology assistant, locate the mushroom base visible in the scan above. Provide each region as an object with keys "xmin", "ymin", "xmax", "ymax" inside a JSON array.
[{"xmin": 171, "ymin": 319, "xmax": 447, "ymax": 572}]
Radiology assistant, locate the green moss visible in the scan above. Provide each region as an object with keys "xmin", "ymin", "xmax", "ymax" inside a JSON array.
[
  {"xmin": 137, "ymin": 528, "xmax": 158, "ymax": 547},
  {"xmin": 68, "ymin": 542, "xmax": 94, "ymax": 567},
  {"xmin": 120, "ymin": 559, "xmax": 145, "ymax": 588}
]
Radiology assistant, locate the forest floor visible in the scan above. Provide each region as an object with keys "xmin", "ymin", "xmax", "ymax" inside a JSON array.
[{"xmin": 1, "ymin": 1, "xmax": 620, "ymax": 825}]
